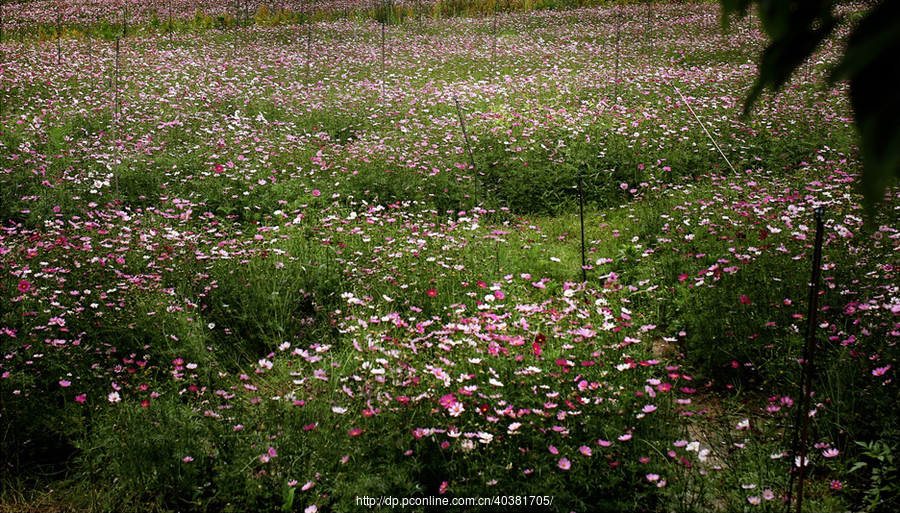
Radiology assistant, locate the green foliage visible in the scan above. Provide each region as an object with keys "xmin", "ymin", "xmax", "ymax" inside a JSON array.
[{"xmin": 850, "ymin": 439, "xmax": 900, "ymax": 512}]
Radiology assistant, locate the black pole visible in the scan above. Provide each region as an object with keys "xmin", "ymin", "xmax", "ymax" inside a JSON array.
[
  {"xmin": 57, "ymin": 7, "xmax": 62, "ymax": 66},
  {"xmin": 614, "ymin": 7, "xmax": 621, "ymax": 103},
  {"xmin": 454, "ymin": 98, "xmax": 476, "ymax": 173},
  {"xmin": 380, "ymin": 0, "xmax": 386, "ymax": 110},
  {"xmin": 786, "ymin": 207, "xmax": 826, "ymax": 513},
  {"xmin": 115, "ymin": 38, "xmax": 120, "ymax": 126},
  {"xmin": 579, "ymin": 169, "xmax": 587, "ymax": 284},
  {"xmin": 114, "ymin": 37, "xmax": 121, "ymax": 196},
  {"xmin": 122, "ymin": 6, "xmax": 127, "ymax": 38},
  {"xmin": 307, "ymin": 4, "xmax": 312, "ymax": 90}
]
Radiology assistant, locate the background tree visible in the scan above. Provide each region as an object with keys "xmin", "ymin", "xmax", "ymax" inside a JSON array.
[{"xmin": 721, "ymin": 0, "xmax": 900, "ymax": 216}]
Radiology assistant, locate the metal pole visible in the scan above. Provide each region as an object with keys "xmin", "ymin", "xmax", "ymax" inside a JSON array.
[
  {"xmin": 579, "ymin": 170, "xmax": 587, "ymax": 284},
  {"xmin": 787, "ymin": 207, "xmax": 826, "ymax": 513},
  {"xmin": 454, "ymin": 98, "xmax": 476, "ymax": 172},
  {"xmin": 614, "ymin": 7, "xmax": 621, "ymax": 103},
  {"xmin": 57, "ymin": 7, "xmax": 62, "ymax": 66},
  {"xmin": 115, "ymin": 37, "xmax": 121, "ymax": 196}
]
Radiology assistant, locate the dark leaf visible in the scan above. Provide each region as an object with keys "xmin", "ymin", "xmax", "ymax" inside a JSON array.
[
  {"xmin": 835, "ymin": 1, "xmax": 900, "ymax": 212},
  {"xmin": 741, "ymin": 0, "xmax": 837, "ymax": 114}
]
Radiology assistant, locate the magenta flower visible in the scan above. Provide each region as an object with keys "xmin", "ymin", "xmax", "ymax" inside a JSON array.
[
  {"xmin": 59, "ymin": 380, "xmax": 71, "ymax": 387},
  {"xmin": 438, "ymin": 394, "xmax": 457, "ymax": 409},
  {"xmin": 74, "ymin": 394, "xmax": 87, "ymax": 404},
  {"xmin": 312, "ymin": 189, "xmax": 321, "ymax": 197},
  {"xmin": 579, "ymin": 446, "xmax": 592, "ymax": 457},
  {"xmin": 873, "ymin": 365, "xmax": 891, "ymax": 376},
  {"xmin": 739, "ymin": 295, "xmax": 751, "ymax": 305},
  {"xmin": 17, "ymin": 280, "xmax": 31, "ymax": 293},
  {"xmin": 558, "ymin": 457, "xmax": 571, "ymax": 470}
]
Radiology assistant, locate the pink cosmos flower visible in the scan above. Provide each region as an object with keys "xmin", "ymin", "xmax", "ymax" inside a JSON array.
[
  {"xmin": 74, "ymin": 394, "xmax": 87, "ymax": 404},
  {"xmin": 873, "ymin": 365, "xmax": 891, "ymax": 376},
  {"xmin": 59, "ymin": 380, "xmax": 71, "ymax": 387},
  {"xmin": 312, "ymin": 189, "xmax": 321, "ymax": 197},
  {"xmin": 822, "ymin": 448, "xmax": 839, "ymax": 458},
  {"xmin": 579, "ymin": 446, "xmax": 592, "ymax": 457},
  {"xmin": 18, "ymin": 280, "xmax": 31, "ymax": 293},
  {"xmin": 439, "ymin": 394, "xmax": 457, "ymax": 409},
  {"xmin": 558, "ymin": 457, "xmax": 571, "ymax": 470}
]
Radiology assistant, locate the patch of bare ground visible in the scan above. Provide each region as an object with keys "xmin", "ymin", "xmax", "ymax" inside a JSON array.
[{"xmin": 650, "ymin": 338, "xmax": 790, "ymax": 511}]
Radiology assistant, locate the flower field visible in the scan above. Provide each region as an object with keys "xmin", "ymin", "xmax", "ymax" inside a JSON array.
[{"xmin": 1, "ymin": 1, "xmax": 898, "ymax": 511}]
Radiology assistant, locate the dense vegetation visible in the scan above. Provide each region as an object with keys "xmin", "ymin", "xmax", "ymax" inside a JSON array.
[{"xmin": 1, "ymin": 1, "xmax": 898, "ymax": 511}]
